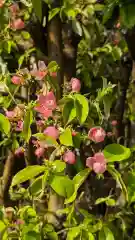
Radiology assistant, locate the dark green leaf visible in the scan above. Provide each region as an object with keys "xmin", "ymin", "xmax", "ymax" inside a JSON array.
[
  {"xmin": 103, "ymin": 1, "xmax": 116, "ymax": 24},
  {"xmin": 103, "ymin": 144, "xmax": 131, "ymax": 162},
  {"xmin": 11, "ymin": 166, "xmax": 46, "ymax": 187},
  {"xmin": 120, "ymin": 4, "xmax": 135, "ymax": 28},
  {"xmin": 49, "ymin": 8, "xmax": 60, "ymax": 21},
  {"xmin": 31, "ymin": 0, "xmax": 42, "ymax": 22},
  {"xmin": 23, "ymin": 108, "xmax": 33, "ymax": 142}
]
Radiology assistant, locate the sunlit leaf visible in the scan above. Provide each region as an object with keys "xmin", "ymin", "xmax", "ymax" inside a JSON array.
[
  {"xmin": 49, "ymin": 175, "xmax": 74, "ymax": 198},
  {"xmin": 65, "ymin": 169, "xmax": 91, "ymax": 204},
  {"xmin": 59, "ymin": 128, "xmax": 73, "ymax": 146},
  {"xmin": 0, "ymin": 113, "xmax": 10, "ymax": 135},
  {"xmin": 12, "ymin": 166, "xmax": 46, "ymax": 187},
  {"xmin": 104, "ymin": 144, "xmax": 131, "ymax": 162}
]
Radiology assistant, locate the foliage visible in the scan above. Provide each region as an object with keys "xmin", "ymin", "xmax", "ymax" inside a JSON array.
[{"xmin": 0, "ymin": 0, "xmax": 134, "ymax": 239}]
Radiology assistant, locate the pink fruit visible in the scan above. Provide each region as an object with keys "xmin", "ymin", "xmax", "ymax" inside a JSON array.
[
  {"xmin": 11, "ymin": 19, "xmax": 25, "ymax": 30},
  {"xmin": 111, "ymin": 120, "xmax": 118, "ymax": 126},
  {"xmin": 35, "ymin": 147, "xmax": 45, "ymax": 158},
  {"xmin": 63, "ymin": 150, "xmax": 76, "ymax": 164},
  {"xmin": 44, "ymin": 126, "xmax": 59, "ymax": 139},
  {"xmin": 11, "ymin": 75, "xmax": 24, "ymax": 85},
  {"xmin": 70, "ymin": 78, "xmax": 81, "ymax": 92},
  {"xmin": 86, "ymin": 152, "xmax": 107, "ymax": 174},
  {"xmin": 15, "ymin": 147, "xmax": 25, "ymax": 157},
  {"xmin": 88, "ymin": 127, "xmax": 106, "ymax": 143}
]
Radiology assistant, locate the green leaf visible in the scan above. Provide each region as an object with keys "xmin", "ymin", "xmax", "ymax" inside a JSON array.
[
  {"xmin": 95, "ymin": 197, "xmax": 108, "ymax": 205},
  {"xmin": 104, "ymin": 227, "xmax": 114, "ymax": 240},
  {"xmin": 88, "ymin": 232, "xmax": 95, "ymax": 240},
  {"xmin": 49, "ymin": 175, "xmax": 74, "ymax": 198},
  {"xmin": 108, "ymin": 165, "xmax": 128, "ymax": 202},
  {"xmin": 72, "ymin": 20, "xmax": 83, "ymax": 36},
  {"xmin": 74, "ymin": 94, "xmax": 89, "ymax": 124},
  {"xmin": 103, "ymin": 144, "xmax": 131, "ymax": 162},
  {"xmin": 31, "ymin": 0, "xmax": 42, "ymax": 22},
  {"xmin": 23, "ymin": 231, "xmax": 41, "ymax": 240},
  {"xmin": 82, "ymin": 26, "xmax": 91, "ymax": 40},
  {"xmin": 48, "ymin": 61, "xmax": 58, "ymax": 72},
  {"xmin": 29, "ymin": 175, "xmax": 43, "ymax": 196},
  {"xmin": 23, "ymin": 108, "xmax": 33, "ymax": 142},
  {"xmin": 95, "ymin": 197, "xmax": 115, "ymax": 206},
  {"xmin": 67, "ymin": 226, "xmax": 81, "ymax": 240},
  {"xmin": 0, "ymin": 220, "xmax": 7, "ymax": 240},
  {"xmin": 0, "ymin": 113, "xmax": 10, "ymax": 135},
  {"xmin": 44, "ymin": 224, "xmax": 58, "ymax": 240},
  {"xmin": 65, "ymin": 169, "xmax": 91, "ymax": 204},
  {"xmin": 106, "ymin": 198, "xmax": 115, "ymax": 206},
  {"xmin": 49, "ymin": 8, "xmax": 60, "ymax": 21},
  {"xmin": 63, "ymin": 100, "xmax": 76, "ymax": 125},
  {"xmin": 21, "ymin": 31, "xmax": 31, "ymax": 40},
  {"xmin": 120, "ymin": 4, "xmax": 135, "ymax": 28},
  {"xmin": 11, "ymin": 166, "xmax": 46, "ymax": 187},
  {"xmin": 103, "ymin": 1, "xmax": 116, "ymax": 24},
  {"xmin": 66, "ymin": 8, "xmax": 76, "ymax": 19},
  {"xmin": 98, "ymin": 229, "xmax": 106, "ymax": 240},
  {"xmin": 127, "ymin": 172, "xmax": 135, "ymax": 204},
  {"xmin": 59, "ymin": 128, "xmax": 73, "ymax": 146},
  {"xmin": 112, "ymin": 46, "xmax": 122, "ymax": 61},
  {"xmin": 18, "ymin": 55, "xmax": 25, "ymax": 68},
  {"xmin": 53, "ymin": 160, "xmax": 66, "ymax": 173}
]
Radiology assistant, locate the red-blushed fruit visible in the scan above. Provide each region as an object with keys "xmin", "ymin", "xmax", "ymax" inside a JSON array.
[
  {"xmin": 35, "ymin": 147, "xmax": 45, "ymax": 158},
  {"xmin": 88, "ymin": 127, "xmax": 106, "ymax": 143},
  {"xmin": 63, "ymin": 150, "xmax": 76, "ymax": 164},
  {"xmin": 15, "ymin": 147, "xmax": 25, "ymax": 157},
  {"xmin": 11, "ymin": 75, "xmax": 24, "ymax": 85},
  {"xmin": 111, "ymin": 120, "xmax": 118, "ymax": 126},
  {"xmin": 50, "ymin": 72, "xmax": 57, "ymax": 77},
  {"xmin": 0, "ymin": 0, "xmax": 4, "ymax": 8},
  {"xmin": 86, "ymin": 152, "xmax": 107, "ymax": 174},
  {"xmin": 70, "ymin": 78, "xmax": 81, "ymax": 92},
  {"xmin": 72, "ymin": 131, "xmax": 77, "ymax": 136},
  {"xmin": 44, "ymin": 126, "xmax": 59, "ymax": 139},
  {"xmin": 116, "ymin": 22, "xmax": 121, "ymax": 29},
  {"xmin": 11, "ymin": 19, "xmax": 25, "ymax": 30}
]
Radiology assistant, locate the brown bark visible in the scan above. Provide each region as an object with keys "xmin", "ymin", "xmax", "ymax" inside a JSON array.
[
  {"xmin": 47, "ymin": 14, "xmax": 63, "ymax": 98},
  {"xmin": 0, "ymin": 151, "xmax": 15, "ymax": 206},
  {"xmin": 63, "ymin": 24, "xmax": 81, "ymax": 83}
]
